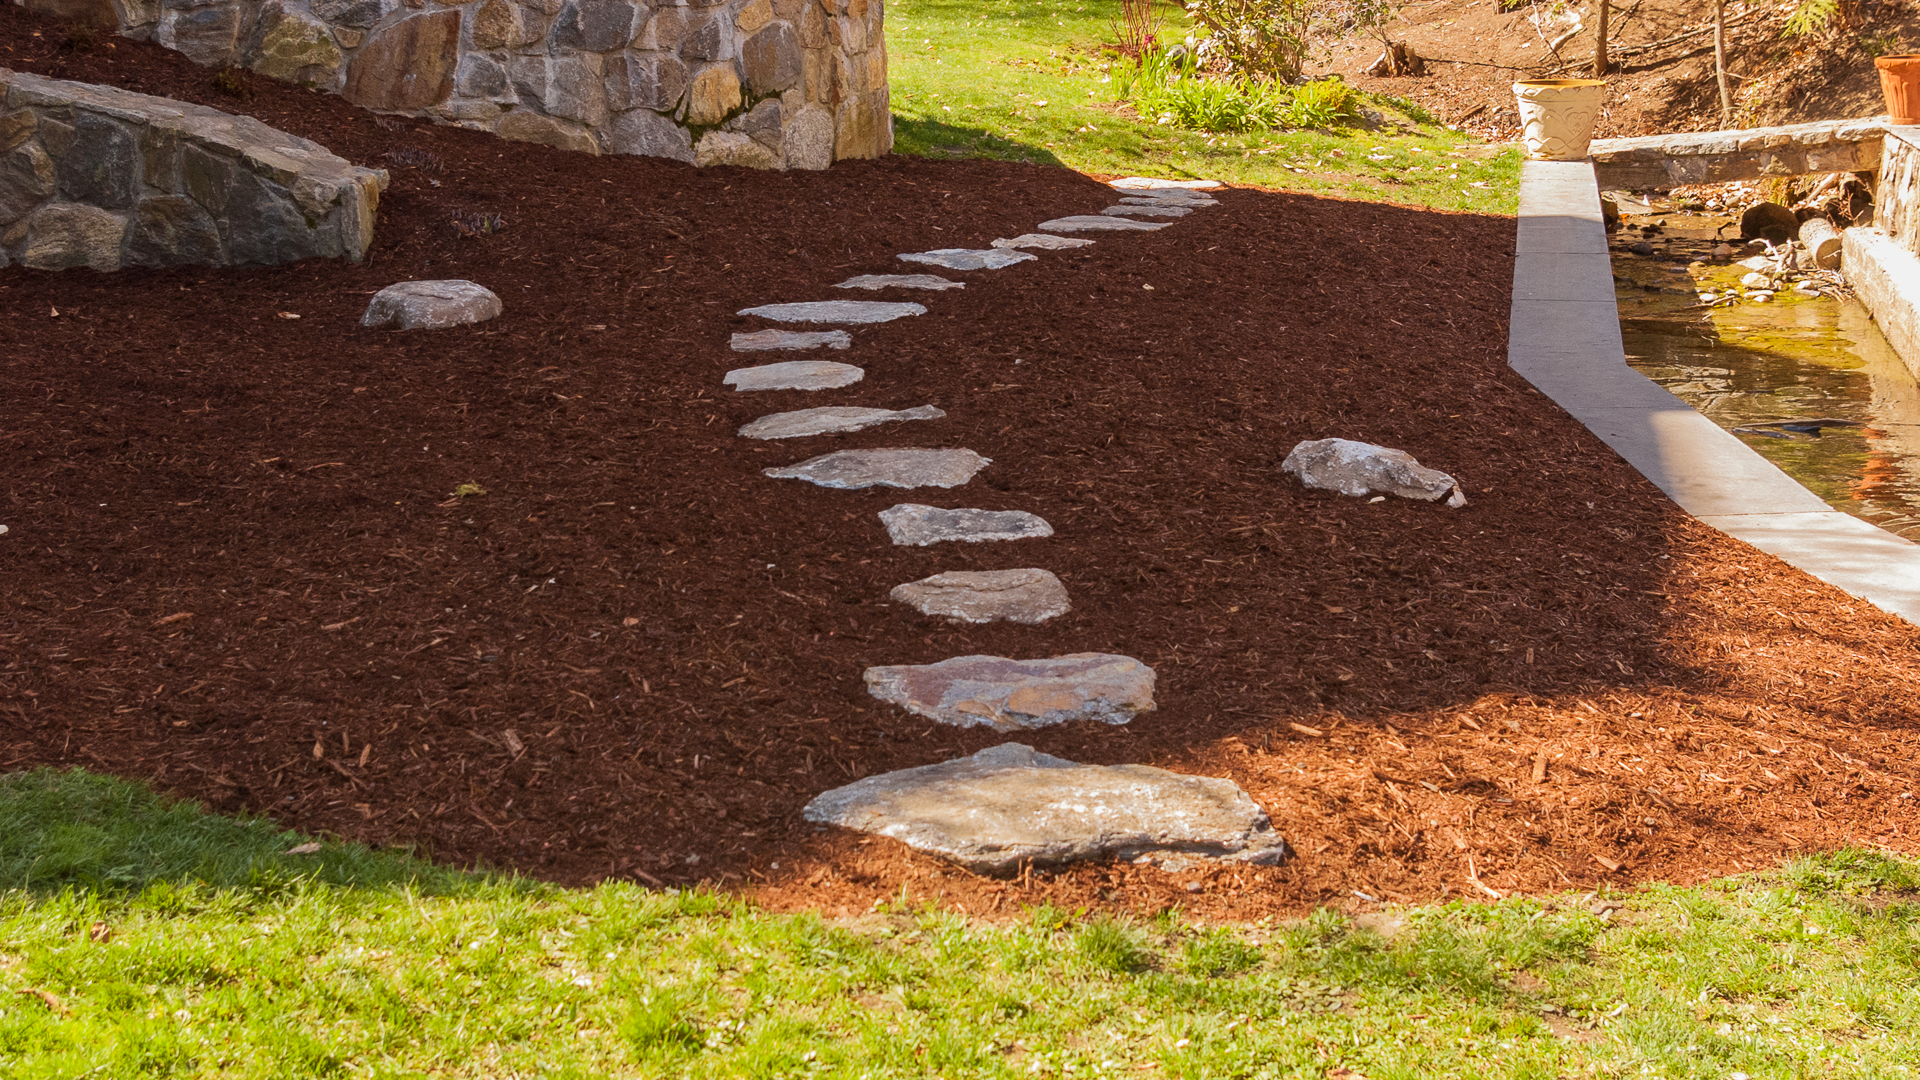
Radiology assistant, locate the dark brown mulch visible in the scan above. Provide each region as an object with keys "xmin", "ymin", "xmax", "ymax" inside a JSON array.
[{"xmin": 5, "ymin": 6, "xmax": 1920, "ymax": 919}]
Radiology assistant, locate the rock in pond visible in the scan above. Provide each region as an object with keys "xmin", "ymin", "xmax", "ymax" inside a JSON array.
[
  {"xmin": 992, "ymin": 233, "xmax": 1096, "ymax": 250},
  {"xmin": 802, "ymin": 742, "xmax": 1289, "ymax": 875},
  {"xmin": 738, "ymin": 301, "xmax": 927, "ymax": 324},
  {"xmin": 1283, "ymin": 438, "xmax": 1467, "ymax": 507},
  {"xmin": 1037, "ymin": 216, "xmax": 1170, "ymax": 233},
  {"xmin": 879, "ymin": 504, "xmax": 1054, "ymax": 546},
  {"xmin": 739, "ymin": 405, "xmax": 944, "ymax": 440},
  {"xmin": 897, "ymin": 248, "xmax": 1038, "ymax": 271},
  {"xmin": 361, "ymin": 280, "xmax": 502, "ymax": 330},
  {"xmin": 764, "ymin": 448, "xmax": 990, "ymax": 489},
  {"xmin": 864, "ymin": 652, "xmax": 1154, "ymax": 729},
  {"xmin": 890, "ymin": 569, "xmax": 1069, "ymax": 624},
  {"xmin": 724, "ymin": 361, "xmax": 864, "ymax": 393},
  {"xmin": 836, "ymin": 274, "xmax": 964, "ymax": 291},
  {"xmin": 731, "ymin": 329, "xmax": 853, "ymax": 351}
]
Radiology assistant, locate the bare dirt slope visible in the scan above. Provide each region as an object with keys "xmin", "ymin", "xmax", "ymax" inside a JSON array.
[{"xmin": 1317, "ymin": 0, "xmax": 1914, "ymax": 143}]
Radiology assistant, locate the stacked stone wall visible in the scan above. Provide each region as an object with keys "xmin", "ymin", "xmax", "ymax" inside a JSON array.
[
  {"xmin": 0, "ymin": 67, "xmax": 383, "ymax": 270},
  {"xmin": 19, "ymin": 0, "xmax": 891, "ymax": 169},
  {"xmin": 1879, "ymin": 128, "xmax": 1920, "ymax": 258}
]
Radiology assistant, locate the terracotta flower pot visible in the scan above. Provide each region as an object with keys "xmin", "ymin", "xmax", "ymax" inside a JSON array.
[
  {"xmin": 1512, "ymin": 79, "xmax": 1606, "ymax": 161},
  {"xmin": 1878, "ymin": 54, "xmax": 1920, "ymax": 125}
]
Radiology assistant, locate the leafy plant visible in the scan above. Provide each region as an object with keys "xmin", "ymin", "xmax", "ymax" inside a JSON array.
[
  {"xmin": 210, "ymin": 67, "xmax": 253, "ymax": 101},
  {"xmin": 1182, "ymin": 0, "xmax": 1314, "ymax": 81},
  {"xmin": 1117, "ymin": 49, "xmax": 1358, "ymax": 133},
  {"xmin": 1286, "ymin": 76, "xmax": 1361, "ymax": 127},
  {"xmin": 450, "ymin": 210, "xmax": 507, "ymax": 238},
  {"xmin": 1783, "ymin": 0, "xmax": 1848, "ymax": 36}
]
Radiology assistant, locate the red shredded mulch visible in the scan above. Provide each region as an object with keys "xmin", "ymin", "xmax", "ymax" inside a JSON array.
[{"xmin": 5, "ymin": 6, "xmax": 1920, "ymax": 918}]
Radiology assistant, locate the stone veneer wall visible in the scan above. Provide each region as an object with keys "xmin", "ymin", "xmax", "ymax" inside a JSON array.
[
  {"xmin": 20, "ymin": 0, "xmax": 891, "ymax": 169},
  {"xmin": 0, "ymin": 67, "xmax": 384, "ymax": 270}
]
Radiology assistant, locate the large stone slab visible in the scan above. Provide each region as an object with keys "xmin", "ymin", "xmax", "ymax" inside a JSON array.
[
  {"xmin": 1037, "ymin": 216, "xmax": 1170, "ymax": 233},
  {"xmin": 992, "ymin": 233, "xmax": 1095, "ymax": 250},
  {"xmin": 361, "ymin": 280, "xmax": 502, "ymax": 330},
  {"xmin": 724, "ymin": 361, "xmax": 864, "ymax": 392},
  {"xmin": 1119, "ymin": 194, "xmax": 1218, "ymax": 207},
  {"xmin": 731, "ymin": 329, "xmax": 852, "ymax": 351},
  {"xmin": 803, "ymin": 743, "xmax": 1289, "ymax": 875},
  {"xmin": 836, "ymin": 273, "xmax": 964, "ymax": 291},
  {"xmin": 890, "ymin": 569, "xmax": 1069, "ymax": 624},
  {"xmin": 342, "ymin": 10, "xmax": 461, "ymax": 111},
  {"xmin": 879, "ymin": 504, "xmax": 1054, "ymax": 546},
  {"xmin": 1282, "ymin": 438, "xmax": 1466, "ymax": 507},
  {"xmin": 739, "ymin": 405, "xmax": 944, "ymax": 440},
  {"xmin": 739, "ymin": 300, "xmax": 927, "ymax": 324},
  {"xmin": 897, "ymin": 248, "xmax": 1037, "ymax": 271},
  {"xmin": 764, "ymin": 448, "xmax": 990, "ymax": 489},
  {"xmin": 1108, "ymin": 176, "xmax": 1223, "ymax": 190},
  {"xmin": 1589, "ymin": 118, "xmax": 1888, "ymax": 189},
  {"xmin": 1102, "ymin": 204, "xmax": 1191, "ymax": 218},
  {"xmin": 864, "ymin": 653, "xmax": 1155, "ymax": 729}
]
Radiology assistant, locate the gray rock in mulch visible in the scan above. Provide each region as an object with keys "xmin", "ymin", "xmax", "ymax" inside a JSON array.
[
  {"xmin": 889, "ymin": 569, "xmax": 1069, "ymax": 625},
  {"xmin": 1120, "ymin": 194, "xmax": 1218, "ymax": 207},
  {"xmin": 1108, "ymin": 176, "xmax": 1223, "ymax": 190},
  {"xmin": 1036, "ymin": 216, "xmax": 1171, "ymax": 234},
  {"xmin": 1282, "ymin": 438, "xmax": 1467, "ymax": 507},
  {"xmin": 897, "ymin": 248, "xmax": 1038, "ymax": 271},
  {"xmin": 992, "ymin": 234, "xmax": 1096, "ymax": 250},
  {"xmin": 836, "ymin": 274, "xmax": 965, "ymax": 291},
  {"xmin": 864, "ymin": 652, "xmax": 1155, "ymax": 730},
  {"xmin": 802, "ymin": 742, "xmax": 1289, "ymax": 875},
  {"xmin": 739, "ymin": 405, "xmax": 945, "ymax": 440},
  {"xmin": 1102, "ymin": 204, "xmax": 1192, "ymax": 218},
  {"xmin": 724, "ymin": 361, "xmax": 865, "ymax": 393},
  {"xmin": 738, "ymin": 301, "xmax": 927, "ymax": 324},
  {"xmin": 731, "ymin": 329, "xmax": 854, "ymax": 351},
  {"xmin": 764, "ymin": 448, "xmax": 990, "ymax": 489},
  {"xmin": 361, "ymin": 280, "xmax": 502, "ymax": 330},
  {"xmin": 879, "ymin": 504, "xmax": 1054, "ymax": 546}
]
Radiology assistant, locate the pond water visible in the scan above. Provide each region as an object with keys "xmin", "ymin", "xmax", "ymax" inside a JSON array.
[{"xmin": 1611, "ymin": 211, "xmax": 1920, "ymax": 541}]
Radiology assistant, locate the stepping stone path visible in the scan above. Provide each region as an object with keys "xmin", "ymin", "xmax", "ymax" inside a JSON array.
[
  {"xmin": 739, "ymin": 405, "xmax": 944, "ymax": 440},
  {"xmin": 1102, "ymin": 204, "xmax": 1192, "ymax": 218},
  {"xmin": 714, "ymin": 175, "xmax": 1295, "ymax": 875},
  {"xmin": 738, "ymin": 301, "xmax": 927, "ymax": 324},
  {"xmin": 890, "ymin": 569, "xmax": 1069, "ymax": 625},
  {"xmin": 864, "ymin": 652, "xmax": 1154, "ymax": 729},
  {"xmin": 897, "ymin": 248, "xmax": 1038, "ymax": 271},
  {"xmin": 992, "ymin": 234, "xmax": 1096, "ymax": 250},
  {"xmin": 731, "ymin": 329, "xmax": 853, "ymax": 351},
  {"xmin": 836, "ymin": 274, "xmax": 964, "ymax": 291},
  {"xmin": 1283, "ymin": 438, "xmax": 1468, "ymax": 507},
  {"xmin": 724, "ymin": 361, "xmax": 864, "ymax": 393},
  {"xmin": 764, "ymin": 448, "xmax": 990, "ymax": 489},
  {"xmin": 361, "ymin": 280, "xmax": 502, "ymax": 331},
  {"xmin": 803, "ymin": 743, "xmax": 1290, "ymax": 875},
  {"xmin": 879, "ymin": 504, "xmax": 1054, "ymax": 546},
  {"xmin": 1037, "ymin": 216, "xmax": 1171, "ymax": 234}
]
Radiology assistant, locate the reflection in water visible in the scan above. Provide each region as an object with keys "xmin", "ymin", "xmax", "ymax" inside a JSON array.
[{"xmin": 1622, "ymin": 292, "xmax": 1920, "ymax": 540}]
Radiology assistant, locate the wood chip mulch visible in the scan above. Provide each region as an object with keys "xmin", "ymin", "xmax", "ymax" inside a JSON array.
[{"xmin": 4, "ymin": 6, "xmax": 1919, "ymax": 918}]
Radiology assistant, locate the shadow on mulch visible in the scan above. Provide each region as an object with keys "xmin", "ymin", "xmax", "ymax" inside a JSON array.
[{"xmin": 3, "ymin": 5, "xmax": 1919, "ymax": 919}]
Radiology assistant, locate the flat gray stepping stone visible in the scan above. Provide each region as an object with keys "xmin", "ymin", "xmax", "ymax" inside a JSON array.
[
  {"xmin": 880, "ymin": 504, "xmax": 1054, "ymax": 546},
  {"xmin": 1037, "ymin": 216, "xmax": 1171, "ymax": 234},
  {"xmin": 731, "ymin": 329, "xmax": 853, "ymax": 351},
  {"xmin": 864, "ymin": 652, "xmax": 1155, "ymax": 729},
  {"xmin": 739, "ymin": 301, "xmax": 927, "ymax": 324},
  {"xmin": 724, "ymin": 361, "xmax": 864, "ymax": 393},
  {"xmin": 740, "ymin": 405, "xmax": 944, "ymax": 440},
  {"xmin": 836, "ymin": 274, "xmax": 964, "ymax": 291},
  {"xmin": 1102, "ymin": 204, "xmax": 1192, "ymax": 218},
  {"xmin": 1283, "ymin": 438, "xmax": 1467, "ymax": 507},
  {"xmin": 802, "ymin": 743, "xmax": 1289, "ymax": 875},
  {"xmin": 361, "ymin": 280, "xmax": 501, "ymax": 330},
  {"xmin": 991, "ymin": 234, "xmax": 1096, "ymax": 250},
  {"xmin": 764, "ymin": 448, "xmax": 989, "ymax": 489},
  {"xmin": 1108, "ymin": 176, "xmax": 1223, "ymax": 190},
  {"xmin": 1119, "ymin": 194, "xmax": 1217, "ymax": 207},
  {"xmin": 890, "ymin": 569, "xmax": 1069, "ymax": 625},
  {"xmin": 897, "ymin": 248, "xmax": 1038, "ymax": 271}
]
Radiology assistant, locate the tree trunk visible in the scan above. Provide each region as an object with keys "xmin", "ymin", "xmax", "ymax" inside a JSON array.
[
  {"xmin": 1713, "ymin": 0, "xmax": 1732, "ymax": 126},
  {"xmin": 1593, "ymin": 0, "xmax": 1609, "ymax": 77}
]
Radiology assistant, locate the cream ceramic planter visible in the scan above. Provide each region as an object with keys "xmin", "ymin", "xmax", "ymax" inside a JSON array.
[{"xmin": 1513, "ymin": 79, "xmax": 1606, "ymax": 161}]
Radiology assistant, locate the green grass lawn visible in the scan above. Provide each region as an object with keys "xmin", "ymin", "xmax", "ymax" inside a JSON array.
[
  {"xmin": 4, "ymin": 768, "xmax": 1920, "ymax": 1078},
  {"xmin": 885, "ymin": 0, "xmax": 1522, "ymax": 215}
]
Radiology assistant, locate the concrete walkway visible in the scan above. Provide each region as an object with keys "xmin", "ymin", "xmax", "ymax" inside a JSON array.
[{"xmin": 1510, "ymin": 159, "xmax": 1920, "ymax": 625}]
